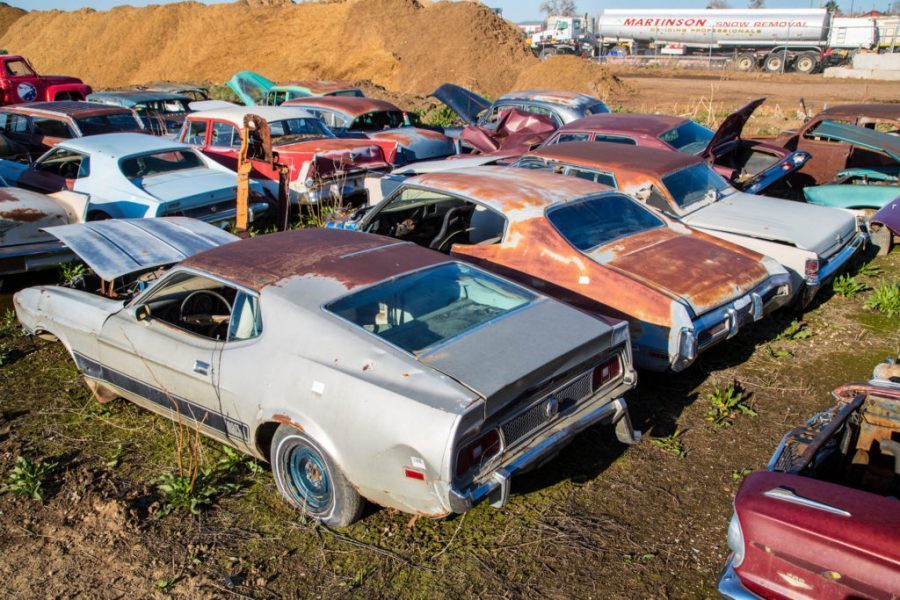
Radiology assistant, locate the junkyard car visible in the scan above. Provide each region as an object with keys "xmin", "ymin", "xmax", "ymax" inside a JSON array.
[
  {"xmin": 181, "ymin": 105, "xmax": 391, "ymax": 206},
  {"xmin": 134, "ymin": 82, "xmax": 210, "ymax": 102},
  {"xmin": 0, "ymin": 55, "xmax": 92, "ymax": 106},
  {"xmin": 341, "ymin": 167, "xmax": 792, "ymax": 372},
  {"xmin": 542, "ymin": 99, "xmax": 811, "ymax": 195},
  {"xmin": 0, "ymin": 133, "xmax": 267, "ymax": 224},
  {"xmin": 0, "ymin": 101, "xmax": 146, "ymax": 161},
  {"xmin": 764, "ymin": 103, "xmax": 899, "ymax": 186},
  {"xmin": 515, "ymin": 142, "xmax": 866, "ymax": 306},
  {"xmin": 14, "ymin": 221, "xmax": 640, "ymax": 526},
  {"xmin": 0, "ymin": 176, "xmax": 88, "ymax": 275},
  {"xmin": 229, "ymin": 71, "xmax": 363, "ymax": 106},
  {"xmin": 432, "ymin": 84, "xmax": 611, "ymax": 128},
  {"xmin": 87, "ymin": 91, "xmax": 193, "ymax": 137},
  {"xmin": 284, "ymin": 96, "xmax": 457, "ymax": 165},
  {"xmin": 718, "ymin": 374, "xmax": 900, "ymax": 599}
]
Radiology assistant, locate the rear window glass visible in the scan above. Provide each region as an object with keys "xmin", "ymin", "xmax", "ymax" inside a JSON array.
[
  {"xmin": 120, "ymin": 150, "xmax": 205, "ymax": 180},
  {"xmin": 585, "ymin": 102, "xmax": 611, "ymax": 115},
  {"xmin": 350, "ymin": 110, "xmax": 406, "ymax": 132},
  {"xmin": 326, "ymin": 263, "xmax": 535, "ymax": 355},
  {"xmin": 548, "ymin": 194, "xmax": 664, "ymax": 251},
  {"xmin": 76, "ymin": 113, "xmax": 143, "ymax": 135},
  {"xmin": 659, "ymin": 121, "xmax": 714, "ymax": 155}
]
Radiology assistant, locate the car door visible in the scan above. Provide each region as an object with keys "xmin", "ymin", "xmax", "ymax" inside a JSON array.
[
  {"xmin": 95, "ymin": 270, "xmax": 233, "ymax": 444},
  {"xmin": 17, "ymin": 147, "xmax": 87, "ymax": 194},
  {"xmin": 795, "ymin": 119, "xmax": 852, "ymax": 184}
]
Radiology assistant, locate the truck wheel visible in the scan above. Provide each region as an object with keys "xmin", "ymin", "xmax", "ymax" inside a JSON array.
[
  {"xmin": 271, "ymin": 425, "xmax": 364, "ymax": 527},
  {"xmin": 539, "ymin": 47, "xmax": 558, "ymax": 60},
  {"xmin": 763, "ymin": 53, "xmax": 788, "ymax": 73},
  {"xmin": 793, "ymin": 52, "xmax": 819, "ymax": 74},
  {"xmin": 733, "ymin": 53, "xmax": 757, "ymax": 72}
]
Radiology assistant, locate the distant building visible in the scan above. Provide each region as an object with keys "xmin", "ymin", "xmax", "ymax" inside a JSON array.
[{"xmin": 518, "ymin": 21, "xmax": 545, "ymax": 35}]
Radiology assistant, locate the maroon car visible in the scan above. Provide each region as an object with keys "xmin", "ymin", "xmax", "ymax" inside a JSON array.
[
  {"xmin": 542, "ymin": 98, "xmax": 810, "ymax": 195},
  {"xmin": 719, "ymin": 375, "xmax": 900, "ymax": 599}
]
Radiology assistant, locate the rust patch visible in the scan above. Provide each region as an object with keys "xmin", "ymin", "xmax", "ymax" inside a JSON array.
[
  {"xmin": 0, "ymin": 208, "xmax": 47, "ymax": 223},
  {"xmin": 84, "ymin": 378, "xmax": 119, "ymax": 404},
  {"xmin": 528, "ymin": 141, "xmax": 700, "ymax": 181},
  {"xmin": 272, "ymin": 414, "xmax": 304, "ymax": 431},
  {"xmin": 284, "ymin": 96, "xmax": 400, "ymax": 118}
]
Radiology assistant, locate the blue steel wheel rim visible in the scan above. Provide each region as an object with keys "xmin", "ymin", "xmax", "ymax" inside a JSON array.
[{"xmin": 285, "ymin": 446, "xmax": 332, "ymax": 513}]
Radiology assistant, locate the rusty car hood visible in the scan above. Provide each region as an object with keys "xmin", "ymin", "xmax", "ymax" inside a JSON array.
[
  {"xmin": 0, "ymin": 187, "xmax": 71, "ymax": 248},
  {"xmin": 701, "ymin": 97, "xmax": 765, "ymax": 158},
  {"xmin": 683, "ymin": 191, "xmax": 858, "ymax": 256},
  {"xmin": 419, "ymin": 298, "xmax": 618, "ymax": 418},
  {"xmin": 595, "ymin": 228, "xmax": 769, "ymax": 315},
  {"xmin": 44, "ymin": 217, "xmax": 238, "ymax": 281}
]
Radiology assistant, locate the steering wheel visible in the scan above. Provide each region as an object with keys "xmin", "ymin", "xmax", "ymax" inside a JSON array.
[
  {"xmin": 60, "ymin": 161, "xmax": 79, "ymax": 179},
  {"xmin": 179, "ymin": 290, "xmax": 232, "ymax": 335}
]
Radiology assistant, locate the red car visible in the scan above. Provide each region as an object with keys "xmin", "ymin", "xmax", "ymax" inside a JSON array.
[
  {"xmin": 542, "ymin": 98, "xmax": 810, "ymax": 195},
  {"xmin": 719, "ymin": 375, "xmax": 900, "ymax": 599},
  {"xmin": 0, "ymin": 55, "xmax": 92, "ymax": 105}
]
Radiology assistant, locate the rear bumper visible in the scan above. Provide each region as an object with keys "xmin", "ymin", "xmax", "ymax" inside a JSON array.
[
  {"xmin": 163, "ymin": 201, "xmax": 269, "ymax": 226},
  {"xmin": 447, "ymin": 395, "xmax": 638, "ymax": 513},
  {"xmin": 742, "ymin": 150, "xmax": 811, "ymax": 195},
  {"xmin": 717, "ymin": 554, "xmax": 762, "ymax": 600},
  {"xmin": 802, "ymin": 231, "xmax": 868, "ymax": 305},
  {"xmin": 0, "ymin": 240, "xmax": 73, "ymax": 276}
]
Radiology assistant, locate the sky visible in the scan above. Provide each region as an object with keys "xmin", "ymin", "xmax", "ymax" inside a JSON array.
[{"xmin": 8, "ymin": 0, "xmax": 895, "ymax": 20}]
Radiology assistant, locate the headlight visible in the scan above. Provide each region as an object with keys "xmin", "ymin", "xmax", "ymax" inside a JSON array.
[{"xmin": 727, "ymin": 512, "xmax": 745, "ymax": 567}]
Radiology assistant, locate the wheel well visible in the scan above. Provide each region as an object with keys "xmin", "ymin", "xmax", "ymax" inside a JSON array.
[
  {"xmin": 254, "ymin": 421, "xmax": 280, "ymax": 463},
  {"xmin": 87, "ymin": 210, "xmax": 112, "ymax": 221}
]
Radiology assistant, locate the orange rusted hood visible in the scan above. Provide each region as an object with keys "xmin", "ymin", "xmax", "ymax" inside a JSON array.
[
  {"xmin": 276, "ymin": 138, "xmax": 392, "ymax": 178},
  {"xmin": 598, "ymin": 228, "xmax": 769, "ymax": 316}
]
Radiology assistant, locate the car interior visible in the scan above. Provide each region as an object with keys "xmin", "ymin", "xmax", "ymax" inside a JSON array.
[
  {"xmin": 34, "ymin": 149, "xmax": 87, "ymax": 179},
  {"xmin": 711, "ymin": 140, "xmax": 783, "ymax": 184},
  {"xmin": 361, "ymin": 188, "xmax": 506, "ymax": 252}
]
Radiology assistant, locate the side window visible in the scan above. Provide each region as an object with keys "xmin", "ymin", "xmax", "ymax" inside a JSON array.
[
  {"xmin": 266, "ymin": 91, "xmax": 287, "ymax": 106},
  {"xmin": 554, "ymin": 133, "xmax": 589, "ymax": 144},
  {"xmin": 804, "ymin": 119, "xmax": 850, "ymax": 142},
  {"xmin": 485, "ymin": 104, "xmax": 519, "ymax": 125},
  {"xmin": 210, "ymin": 122, "xmax": 239, "ymax": 148},
  {"xmin": 229, "ymin": 292, "xmax": 263, "ymax": 341},
  {"xmin": 593, "ymin": 135, "xmax": 636, "ymax": 145},
  {"xmin": 34, "ymin": 148, "xmax": 89, "ymax": 179},
  {"xmin": 640, "ymin": 185, "xmax": 671, "ymax": 213},
  {"xmin": 565, "ymin": 167, "xmax": 616, "ymax": 188},
  {"xmin": 135, "ymin": 271, "xmax": 239, "ymax": 341},
  {"xmin": 33, "ymin": 118, "xmax": 74, "ymax": 139},
  {"xmin": 185, "ymin": 120, "xmax": 208, "ymax": 145},
  {"xmin": 523, "ymin": 105, "xmax": 563, "ymax": 126}
]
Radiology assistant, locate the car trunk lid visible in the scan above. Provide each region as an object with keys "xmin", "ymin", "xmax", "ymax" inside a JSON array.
[
  {"xmin": 430, "ymin": 83, "xmax": 491, "ymax": 126},
  {"xmin": 701, "ymin": 97, "xmax": 766, "ymax": 158},
  {"xmin": 227, "ymin": 71, "xmax": 276, "ymax": 107}
]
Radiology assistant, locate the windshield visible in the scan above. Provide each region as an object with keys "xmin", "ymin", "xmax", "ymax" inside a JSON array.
[
  {"xmin": 548, "ymin": 194, "xmax": 665, "ymax": 251},
  {"xmin": 585, "ymin": 102, "xmax": 611, "ymax": 116},
  {"xmin": 76, "ymin": 113, "xmax": 143, "ymax": 135},
  {"xmin": 120, "ymin": 150, "xmax": 206, "ymax": 180},
  {"xmin": 659, "ymin": 121, "xmax": 715, "ymax": 155},
  {"xmin": 661, "ymin": 163, "xmax": 730, "ymax": 209},
  {"xmin": 269, "ymin": 117, "xmax": 333, "ymax": 145},
  {"xmin": 349, "ymin": 110, "xmax": 407, "ymax": 132},
  {"xmin": 5, "ymin": 59, "xmax": 35, "ymax": 77},
  {"xmin": 133, "ymin": 99, "xmax": 190, "ymax": 116},
  {"xmin": 326, "ymin": 263, "xmax": 535, "ymax": 355}
]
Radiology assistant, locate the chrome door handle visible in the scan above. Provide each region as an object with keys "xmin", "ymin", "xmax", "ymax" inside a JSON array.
[
  {"xmin": 764, "ymin": 487, "xmax": 850, "ymax": 516},
  {"xmin": 193, "ymin": 360, "xmax": 210, "ymax": 376}
]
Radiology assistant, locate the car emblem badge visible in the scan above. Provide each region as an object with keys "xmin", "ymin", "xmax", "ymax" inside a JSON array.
[
  {"xmin": 17, "ymin": 83, "xmax": 37, "ymax": 103},
  {"xmin": 543, "ymin": 397, "xmax": 559, "ymax": 419}
]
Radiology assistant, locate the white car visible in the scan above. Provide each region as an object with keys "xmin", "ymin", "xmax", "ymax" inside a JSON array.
[{"xmin": 0, "ymin": 133, "xmax": 268, "ymax": 225}]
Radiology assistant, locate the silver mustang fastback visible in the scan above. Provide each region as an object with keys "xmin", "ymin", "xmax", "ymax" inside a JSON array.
[{"xmin": 14, "ymin": 218, "xmax": 639, "ymax": 526}]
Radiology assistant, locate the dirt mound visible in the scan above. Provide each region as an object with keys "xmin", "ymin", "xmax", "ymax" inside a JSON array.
[
  {"xmin": 0, "ymin": 3, "xmax": 25, "ymax": 40},
  {"xmin": 513, "ymin": 55, "xmax": 633, "ymax": 102},
  {"xmin": 0, "ymin": 0, "xmax": 629, "ymax": 102}
]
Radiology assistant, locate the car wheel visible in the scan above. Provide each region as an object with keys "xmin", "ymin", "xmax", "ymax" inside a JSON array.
[
  {"xmin": 763, "ymin": 53, "xmax": 787, "ymax": 73},
  {"xmin": 270, "ymin": 425, "xmax": 364, "ymax": 527},
  {"xmin": 733, "ymin": 53, "xmax": 757, "ymax": 72},
  {"xmin": 793, "ymin": 52, "xmax": 819, "ymax": 74}
]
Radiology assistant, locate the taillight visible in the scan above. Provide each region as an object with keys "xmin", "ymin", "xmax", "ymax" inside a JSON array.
[
  {"xmin": 805, "ymin": 258, "xmax": 820, "ymax": 282},
  {"xmin": 455, "ymin": 429, "xmax": 501, "ymax": 478},
  {"xmin": 592, "ymin": 354, "xmax": 621, "ymax": 390}
]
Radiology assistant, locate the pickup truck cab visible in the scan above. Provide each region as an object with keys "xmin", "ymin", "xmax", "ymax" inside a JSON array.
[{"xmin": 0, "ymin": 55, "xmax": 92, "ymax": 105}]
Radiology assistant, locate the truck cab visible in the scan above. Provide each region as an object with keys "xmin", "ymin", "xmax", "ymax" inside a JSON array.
[{"xmin": 0, "ymin": 55, "xmax": 92, "ymax": 106}]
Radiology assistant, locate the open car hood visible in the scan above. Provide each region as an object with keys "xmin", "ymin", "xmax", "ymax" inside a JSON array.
[
  {"xmin": 43, "ymin": 217, "xmax": 238, "ymax": 281},
  {"xmin": 430, "ymin": 83, "xmax": 491, "ymax": 126},
  {"xmin": 702, "ymin": 97, "xmax": 766, "ymax": 158},
  {"xmin": 810, "ymin": 121, "xmax": 900, "ymax": 162},
  {"xmin": 871, "ymin": 198, "xmax": 900, "ymax": 237},
  {"xmin": 227, "ymin": 71, "xmax": 276, "ymax": 107}
]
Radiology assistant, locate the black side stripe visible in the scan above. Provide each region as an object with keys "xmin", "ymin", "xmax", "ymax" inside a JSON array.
[{"xmin": 74, "ymin": 352, "xmax": 250, "ymax": 442}]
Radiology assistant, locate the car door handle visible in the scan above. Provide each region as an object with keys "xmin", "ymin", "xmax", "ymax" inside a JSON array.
[
  {"xmin": 193, "ymin": 360, "xmax": 210, "ymax": 376},
  {"xmin": 764, "ymin": 487, "xmax": 851, "ymax": 517}
]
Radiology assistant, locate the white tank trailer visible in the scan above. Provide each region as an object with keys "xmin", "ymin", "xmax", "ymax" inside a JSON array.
[{"xmin": 595, "ymin": 9, "xmax": 883, "ymax": 74}]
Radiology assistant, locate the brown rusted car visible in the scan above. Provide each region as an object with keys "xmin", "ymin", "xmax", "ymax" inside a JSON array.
[
  {"xmin": 763, "ymin": 103, "xmax": 899, "ymax": 186},
  {"xmin": 337, "ymin": 167, "xmax": 792, "ymax": 372}
]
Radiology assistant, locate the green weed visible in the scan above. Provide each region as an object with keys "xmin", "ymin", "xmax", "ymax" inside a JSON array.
[
  {"xmin": 705, "ymin": 383, "xmax": 756, "ymax": 428},
  {"xmin": 730, "ymin": 468, "xmax": 752, "ymax": 481},
  {"xmin": 155, "ymin": 467, "xmax": 240, "ymax": 517},
  {"xmin": 774, "ymin": 320, "xmax": 813, "ymax": 342},
  {"xmin": 864, "ymin": 280, "xmax": 900, "ymax": 318},
  {"xmin": 1, "ymin": 455, "xmax": 57, "ymax": 501},
  {"xmin": 649, "ymin": 429, "xmax": 686, "ymax": 458},
  {"xmin": 421, "ymin": 105, "xmax": 458, "ymax": 128},
  {"xmin": 857, "ymin": 263, "xmax": 883, "ymax": 277},
  {"xmin": 0, "ymin": 344, "xmax": 10, "ymax": 367},
  {"xmin": 832, "ymin": 274, "xmax": 868, "ymax": 298},
  {"xmin": 59, "ymin": 261, "xmax": 88, "ymax": 287},
  {"xmin": 765, "ymin": 345, "xmax": 793, "ymax": 360}
]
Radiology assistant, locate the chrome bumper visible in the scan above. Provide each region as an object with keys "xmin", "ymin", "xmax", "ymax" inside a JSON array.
[
  {"xmin": 447, "ymin": 396, "xmax": 638, "ymax": 513},
  {"xmin": 717, "ymin": 554, "xmax": 762, "ymax": 599},
  {"xmin": 803, "ymin": 231, "xmax": 868, "ymax": 303},
  {"xmin": 196, "ymin": 201, "xmax": 269, "ymax": 226},
  {"xmin": 0, "ymin": 240, "xmax": 73, "ymax": 276}
]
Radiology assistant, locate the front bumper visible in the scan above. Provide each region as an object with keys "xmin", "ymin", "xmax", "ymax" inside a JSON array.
[
  {"xmin": 717, "ymin": 554, "xmax": 762, "ymax": 600},
  {"xmin": 0, "ymin": 240, "xmax": 74, "ymax": 276},
  {"xmin": 447, "ymin": 396, "xmax": 637, "ymax": 513},
  {"xmin": 802, "ymin": 231, "xmax": 868, "ymax": 305},
  {"xmin": 292, "ymin": 173, "xmax": 372, "ymax": 206}
]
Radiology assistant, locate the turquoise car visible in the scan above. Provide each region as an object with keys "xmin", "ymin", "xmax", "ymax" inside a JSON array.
[{"xmin": 227, "ymin": 71, "xmax": 363, "ymax": 107}]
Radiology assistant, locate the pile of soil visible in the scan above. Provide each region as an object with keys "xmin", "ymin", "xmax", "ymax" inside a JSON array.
[
  {"xmin": 0, "ymin": 0, "xmax": 630, "ymax": 101},
  {"xmin": 0, "ymin": 2, "xmax": 25, "ymax": 39},
  {"xmin": 513, "ymin": 55, "xmax": 633, "ymax": 101}
]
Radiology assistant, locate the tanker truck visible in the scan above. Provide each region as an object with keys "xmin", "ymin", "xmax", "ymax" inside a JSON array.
[{"xmin": 593, "ymin": 9, "xmax": 879, "ymax": 74}]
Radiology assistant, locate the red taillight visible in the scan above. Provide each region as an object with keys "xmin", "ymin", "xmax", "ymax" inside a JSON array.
[
  {"xmin": 805, "ymin": 258, "xmax": 820, "ymax": 278},
  {"xmin": 455, "ymin": 429, "xmax": 501, "ymax": 478},
  {"xmin": 592, "ymin": 355, "xmax": 621, "ymax": 390}
]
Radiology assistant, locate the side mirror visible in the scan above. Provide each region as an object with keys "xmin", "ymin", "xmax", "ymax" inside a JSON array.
[
  {"xmin": 634, "ymin": 187, "xmax": 651, "ymax": 202},
  {"xmin": 135, "ymin": 305, "xmax": 151, "ymax": 322}
]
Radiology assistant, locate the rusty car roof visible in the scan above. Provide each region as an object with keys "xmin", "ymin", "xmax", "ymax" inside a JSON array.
[
  {"xmin": 817, "ymin": 103, "xmax": 900, "ymax": 121},
  {"xmin": 0, "ymin": 101, "xmax": 132, "ymax": 119},
  {"xmin": 181, "ymin": 228, "xmax": 450, "ymax": 293},
  {"xmin": 406, "ymin": 166, "xmax": 610, "ymax": 214},
  {"xmin": 528, "ymin": 141, "xmax": 702, "ymax": 178},
  {"xmin": 498, "ymin": 90, "xmax": 601, "ymax": 108},
  {"xmin": 284, "ymin": 96, "xmax": 400, "ymax": 117},
  {"xmin": 559, "ymin": 113, "xmax": 687, "ymax": 135}
]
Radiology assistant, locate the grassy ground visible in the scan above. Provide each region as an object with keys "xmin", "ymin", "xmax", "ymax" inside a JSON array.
[{"xmin": 0, "ymin": 242, "xmax": 897, "ymax": 598}]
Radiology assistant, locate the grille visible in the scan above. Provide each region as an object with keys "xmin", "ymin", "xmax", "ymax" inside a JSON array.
[{"xmin": 500, "ymin": 370, "xmax": 593, "ymax": 448}]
